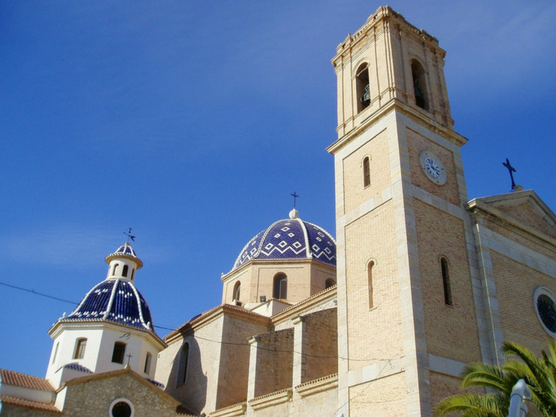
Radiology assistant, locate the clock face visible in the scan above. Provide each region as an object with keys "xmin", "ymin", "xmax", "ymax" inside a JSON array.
[{"xmin": 419, "ymin": 151, "xmax": 447, "ymax": 185}]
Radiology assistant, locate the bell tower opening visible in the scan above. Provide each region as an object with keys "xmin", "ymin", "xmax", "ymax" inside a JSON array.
[
  {"xmin": 356, "ymin": 63, "xmax": 370, "ymax": 113},
  {"xmin": 411, "ymin": 59, "xmax": 428, "ymax": 110}
]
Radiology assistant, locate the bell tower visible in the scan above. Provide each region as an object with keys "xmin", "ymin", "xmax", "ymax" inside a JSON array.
[{"xmin": 328, "ymin": 7, "xmax": 485, "ymax": 417}]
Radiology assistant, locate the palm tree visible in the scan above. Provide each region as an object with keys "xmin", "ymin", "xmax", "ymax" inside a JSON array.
[{"xmin": 435, "ymin": 340, "xmax": 556, "ymax": 417}]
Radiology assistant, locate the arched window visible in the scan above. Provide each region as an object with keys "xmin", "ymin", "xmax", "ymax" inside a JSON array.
[
  {"xmin": 144, "ymin": 352, "xmax": 152, "ymax": 374},
  {"xmin": 109, "ymin": 398, "xmax": 134, "ymax": 417},
  {"xmin": 177, "ymin": 343, "xmax": 189, "ymax": 386},
  {"xmin": 73, "ymin": 338, "xmax": 87, "ymax": 359},
  {"xmin": 411, "ymin": 60, "xmax": 428, "ymax": 110},
  {"xmin": 233, "ymin": 281, "xmax": 241, "ymax": 302},
  {"xmin": 122, "ymin": 265, "xmax": 129, "ymax": 277},
  {"xmin": 112, "ymin": 342, "xmax": 126, "ymax": 364},
  {"xmin": 363, "ymin": 156, "xmax": 370, "ymax": 187},
  {"xmin": 356, "ymin": 63, "xmax": 370, "ymax": 112},
  {"xmin": 325, "ymin": 278, "xmax": 336, "ymax": 289},
  {"xmin": 273, "ymin": 273, "xmax": 288, "ymax": 300},
  {"xmin": 130, "ymin": 269, "xmax": 135, "ymax": 281},
  {"xmin": 112, "ymin": 263, "xmax": 119, "ymax": 276},
  {"xmin": 368, "ymin": 261, "xmax": 375, "ymax": 309},
  {"xmin": 441, "ymin": 257, "xmax": 452, "ymax": 306}
]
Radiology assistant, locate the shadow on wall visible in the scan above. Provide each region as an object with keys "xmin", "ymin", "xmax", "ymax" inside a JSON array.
[{"xmin": 166, "ymin": 331, "xmax": 208, "ymax": 414}]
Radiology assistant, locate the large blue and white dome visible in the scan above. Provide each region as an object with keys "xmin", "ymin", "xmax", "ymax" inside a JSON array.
[
  {"xmin": 61, "ymin": 243, "xmax": 154, "ymax": 333},
  {"xmin": 233, "ymin": 209, "xmax": 336, "ymax": 271},
  {"xmin": 64, "ymin": 279, "xmax": 154, "ymax": 332}
]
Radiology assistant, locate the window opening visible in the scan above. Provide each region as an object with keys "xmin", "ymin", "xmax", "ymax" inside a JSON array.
[
  {"xmin": 112, "ymin": 263, "xmax": 119, "ymax": 276},
  {"xmin": 441, "ymin": 257, "xmax": 452, "ymax": 306},
  {"xmin": 112, "ymin": 342, "xmax": 126, "ymax": 364},
  {"xmin": 233, "ymin": 281, "xmax": 241, "ymax": 302},
  {"xmin": 130, "ymin": 269, "xmax": 135, "ymax": 281},
  {"xmin": 177, "ymin": 343, "xmax": 189, "ymax": 385},
  {"xmin": 122, "ymin": 265, "xmax": 128, "ymax": 277},
  {"xmin": 110, "ymin": 399, "xmax": 134, "ymax": 417},
  {"xmin": 356, "ymin": 64, "xmax": 370, "ymax": 112},
  {"xmin": 325, "ymin": 278, "xmax": 336, "ymax": 289},
  {"xmin": 144, "ymin": 352, "xmax": 152, "ymax": 374},
  {"xmin": 73, "ymin": 338, "xmax": 87, "ymax": 359},
  {"xmin": 411, "ymin": 60, "xmax": 428, "ymax": 110},
  {"xmin": 363, "ymin": 156, "xmax": 370, "ymax": 187},
  {"xmin": 368, "ymin": 261, "xmax": 374, "ymax": 308},
  {"xmin": 273, "ymin": 273, "xmax": 288, "ymax": 299}
]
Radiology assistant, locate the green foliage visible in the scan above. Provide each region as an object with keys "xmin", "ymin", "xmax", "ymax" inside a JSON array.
[{"xmin": 435, "ymin": 340, "xmax": 556, "ymax": 417}]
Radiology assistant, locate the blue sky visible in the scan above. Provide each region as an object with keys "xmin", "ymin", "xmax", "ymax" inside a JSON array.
[{"xmin": 1, "ymin": 1, "xmax": 555, "ymax": 377}]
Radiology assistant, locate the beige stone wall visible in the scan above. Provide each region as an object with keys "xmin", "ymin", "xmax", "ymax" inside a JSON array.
[
  {"xmin": 480, "ymin": 216, "xmax": 556, "ymax": 261},
  {"xmin": 407, "ymin": 128, "xmax": 460, "ymax": 206},
  {"xmin": 309, "ymin": 263, "xmax": 337, "ymax": 295},
  {"xmin": 342, "ymin": 129, "xmax": 390, "ymax": 214},
  {"xmin": 413, "ymin": 199, "xmax": 481, "ymax": 364},
  {"xmin": 491, "ymin": 251, "xmax": 556, "ymax": 354},
  {"xmin": 303, "ymin": 308, "xmax": 338, "ymax": 383},
  {"xmin": 224, "ymin": 260, "xmax": 331, "ymax": 305},
  {"xmin": 158, "ymin": 316, "xmax": 224, "ymax": 415},
  {"xmin": 252, "ymin": 329, "xmax": 293, "ymax": 397},
  {"xmin": 215, "ymin": 316, "xmax": 269, "ymax": 410},
  {"xmin": 496, "ymin": 202, "xmax": 556, "ymax": 240},
  {"xmin": 344, "ymin": 200, "xmax": 403, "ymax": 370},
  {"xmin": 62, "ymin": 373, "xmax": 178, "ymax": 417},
  {"xmin": 348, "ymin": 372, "xmax": 407, "ymax": 417}
]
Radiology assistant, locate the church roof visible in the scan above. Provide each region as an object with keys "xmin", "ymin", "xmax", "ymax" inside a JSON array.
[
  {"xmin": 0, "ymin": 369, "xmax": 55, "ymax": 392},
  {"xmin": 62, "ymin": 278, "xmax": 155, "ymax": 332},
  {"xmin": 232, "ymin": 211, "xmax": 336, "ymax": 271}
]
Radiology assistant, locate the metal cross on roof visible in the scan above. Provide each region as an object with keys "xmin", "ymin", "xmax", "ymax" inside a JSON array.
[
  {"xmin": 291, "ymin": 192, "xmax": 299, "ymax": 208},
  {"xmin": 126, "ymin": 353, "xmax": 133, "ymax": 366},
  {"xmin": 502, "ymin": 158, "xmax": 517, "ymax": 191},
  {"xmin": 124, "ymin": 228, "xmax": 136, "ymax": 242}
]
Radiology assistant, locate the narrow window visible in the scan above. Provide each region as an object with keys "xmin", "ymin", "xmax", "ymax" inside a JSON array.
[
  {"xmin": 52, "ymin": 342, "xmax": 59, "ymax": 364},
  {"xmin": 112, "ymin": 263, "xmax": 119, "ymax": 276},
  {"xmin": 233, "ymin": 281, "xmax": 241, "ymax": 302},
  {"xmin": 368, "ymin": 261, "xmax": 375, "ymax": 308},
  {"xmin": 177, "ymin": 343, "xmax": 189, "ymax": 385},
  {"xmin": 363, "ymin": 156, "xmax": 370, "ymax": 187},
  {"xmin": 441, "ymin": 257, "xmax": 453, "ymax": 306},
  {"xmin": 112, "ymin": 342, "xmax": 126, "ymax": 364},
  {"xmin": 356, "ymin": 64, "xmax": 370, "ymax": 112},
  {"xmin": 73, "ymin": 338, "xmax": 87, "ymax": 359},
  {"xmin": 122, "ymin": 265, "xmax": 128, "ymax": 277},
  {"xmin": 130, "ymin": 269, "xmax": 135, "ymax": 281},
  {"xmin": 325, "ymin": 278, "xmax": 336, "ymax": 289},
  {"xmin": 144, "ymin": 352, "xmax": 152, "ymax": 374},
  {"xmin": 411, "ymin": 60, "xmax": 428, "ymax": 110},
  {"xmin": 273, "ymin": 273, "xmax": 287, "ymax": 299}
]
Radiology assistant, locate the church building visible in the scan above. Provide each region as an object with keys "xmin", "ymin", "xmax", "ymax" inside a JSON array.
[{"xmin": 2, "ymin": 6, "xmax": 556, "ymax": 417}]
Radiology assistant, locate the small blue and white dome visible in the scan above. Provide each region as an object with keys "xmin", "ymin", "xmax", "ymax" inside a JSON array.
[
  {"xmin": 62, "ymin": 243, "xmax": 154, "ymax": 332},
  {"xmin": 233, "ymin": 209, "xmax": 336, "ymax": 271}
]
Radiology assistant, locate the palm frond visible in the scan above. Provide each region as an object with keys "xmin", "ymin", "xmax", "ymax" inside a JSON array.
[{"xmin": 435, "ymin": 393, "xmax": 507, "ymax": 417}]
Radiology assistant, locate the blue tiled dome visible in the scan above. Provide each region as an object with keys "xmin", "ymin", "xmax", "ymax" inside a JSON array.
[
  {"xmin": 233, "ymin": 215, "xmax": 336, "ymax": 271},
  {"xmin": 63, "ymin": 278, "xmax": 155, "ymax": 332}
]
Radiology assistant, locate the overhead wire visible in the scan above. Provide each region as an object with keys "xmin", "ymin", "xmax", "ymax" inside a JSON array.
[{"xmin": 0, "ymin": 279, "xmax": 401, "ymax": 363}]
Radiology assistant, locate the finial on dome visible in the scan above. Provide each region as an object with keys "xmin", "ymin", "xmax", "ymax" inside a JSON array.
[{"xmin": 289, "ymin": 208, "xmax": 299, "ymax": 219}]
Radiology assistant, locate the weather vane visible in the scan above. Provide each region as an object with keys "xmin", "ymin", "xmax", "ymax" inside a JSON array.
[
  {"xmin": 502, "ymin": 158, "xmax": 517, "ymax": 192},
  {"xmin": 124, "ymin": 228, "xmax": 136, "ymax": 243},
  {"xmin": 291, "ymin": 192, "xmax": 299, "ymax": 208}
]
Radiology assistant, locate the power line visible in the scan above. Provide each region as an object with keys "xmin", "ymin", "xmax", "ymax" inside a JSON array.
[
  {"xmin": 0, "ymin": 280, "xmax": 400, "ymax": 363},
  {"xmin": 0, "ymin": 281, "xmax": 78, "ymax": 305}
]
